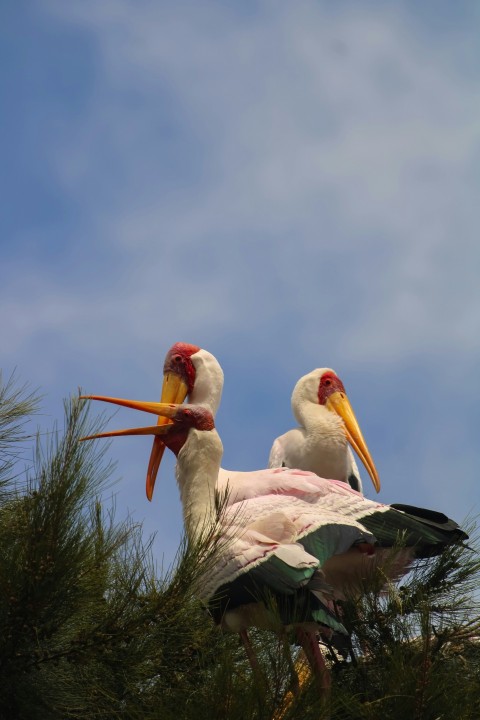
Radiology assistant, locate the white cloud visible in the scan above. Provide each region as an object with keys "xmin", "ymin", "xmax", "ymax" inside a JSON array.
[
  {"xmin": 31, "ymin": 0, "xmax": 480, "ymax": 374},
  {"xmin": 2, "ymin": 1, "xmax": 479, "ymax": 562}
]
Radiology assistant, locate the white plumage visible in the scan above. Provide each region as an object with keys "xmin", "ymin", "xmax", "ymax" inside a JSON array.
[
  {"xmin": 269, "ymin": 368, "xmax": 377, "ymax": 494},
  {"xmin": 80, "ymin": 343, "xmax": 466, "ymax": 696}
]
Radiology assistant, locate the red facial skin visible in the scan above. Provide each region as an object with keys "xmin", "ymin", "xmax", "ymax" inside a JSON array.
[
  {"xmin": 317, "ymin": 371, "xmax": 346, "ymax": 405},
  {"xmin": 163, "ymin": 342, "xmax": 200, "ymax": 394},
  {"xmin": 162, "ymin": 405, "xmax": 215, "ymax": 457}
]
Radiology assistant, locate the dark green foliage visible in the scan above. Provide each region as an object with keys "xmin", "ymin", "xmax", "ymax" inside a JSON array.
[
  {"xmin": 0, "ymin": 374, "xmax": 479, "ymax": 719},
  {"xmin": 324, "ymin": 539, "xmax": 480, "ymax": 720},
  {"xmin": 0, "ymin": 372, "xmax": 39, "ymax": 495}
]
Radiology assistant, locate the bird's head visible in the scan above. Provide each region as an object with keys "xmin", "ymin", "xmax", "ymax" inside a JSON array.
[
  {"xmin": 161, "ymin": 342, "xmax": 201, "ymax": 404},
  {"xmin": 142, "ymin": 342, "xmax": 200, "ymax": 498},
  {"xmin": 80, "ymin": 342, "xmax": 223, "ymax": 503},
  {"xmin": 80, "ymin": 397, "xmax": 215, "ymax": 459},
  {"xmin": 148, "ymin": 342, "xmax": 224, "ymax": 498},
  {"xmin": 292, "ymin": 368, "xmax": 381, "ymax": 493}
]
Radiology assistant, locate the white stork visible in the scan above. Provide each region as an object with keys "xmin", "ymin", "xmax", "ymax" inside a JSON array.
[
  {"xmin": 269, "ymin": 368, "xmax": 380, "ymax": 495},
  {"xmin": 145, "ymin": 347, "xmax": 379, "ymax": 504},
  {"xmin": 143, "ymin": 342, "xmax": 224, "ymax": 501},
  {"xmin": 80, "ymin": 379, "xmax": 467, "ymax": 695}
]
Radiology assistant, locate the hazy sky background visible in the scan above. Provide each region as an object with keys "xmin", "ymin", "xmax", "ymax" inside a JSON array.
[{"xmin": 2, "ymin": 1, "xmax": 480, "ymax": 566}]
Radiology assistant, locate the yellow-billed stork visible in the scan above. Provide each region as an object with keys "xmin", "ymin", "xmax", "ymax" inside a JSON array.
[
  {"xmin": 269, "ymin": 369, "xmax": 380, "ymax": 495},
  {"xmin": 80, "ymin": 377, "xmax": 467, "ymax": 694},
  {"xmin": 144, "ymin": 342, "xmax": 224, "ymax": 501}
]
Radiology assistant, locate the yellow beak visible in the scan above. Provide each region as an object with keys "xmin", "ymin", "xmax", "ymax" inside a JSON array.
[
  {"xmin": 146, "ymin": 373, "xmax": 189, "ymax": 502},
  {"xmin": 81, "ymin": 372, "xmax": 189, "ymax": 502},
  {"xmin": 325, "ymin": 391, "xmax": 381, "ymax": 493},
  {"xmin": 79, "ymin": 399, "xmax": 181, "ymax": 440}
]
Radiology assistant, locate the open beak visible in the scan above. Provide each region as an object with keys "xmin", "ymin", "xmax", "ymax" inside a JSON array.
[
  {"xmin": 146, "ymin": 373, "xmax": 189, "ymax": 502},
  {"xmin": 79, "ymin": 398, "xmax": 180, "ymax": 441},
  {"xmin": 80, "ymin": 373, "xmax": 189, "ymax": 502},
  {"xmin": 325, "ymin": 391, "xmax": 381, "ymax": 493}
]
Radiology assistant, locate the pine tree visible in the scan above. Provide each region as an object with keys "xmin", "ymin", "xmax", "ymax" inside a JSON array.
[{"xmin": 0, "ymin": 372, "xmax": 479, "ymax": 719}]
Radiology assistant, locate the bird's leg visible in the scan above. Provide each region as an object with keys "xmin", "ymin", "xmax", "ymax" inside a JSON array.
[
  {"xmin": 239, "ymin": 629, "xmax": 262, "ymax": 677},
  {"xmin": 239, "ymin": 629, "xmax": 270, "ymax": 714},
  {"xmin": 273, "ymin": 631, "xmax": 329, "ymax": 720},
  {"xmin": 295, "ymin": 627, "xmax": 331, "ymax": 693},
  {"xmin": 280, "ymin": 632, "xmax": 302, "ymax": 697},
  {"xmin": 272, "ymin": 645, "xmax": 310, "ymax": 720}
]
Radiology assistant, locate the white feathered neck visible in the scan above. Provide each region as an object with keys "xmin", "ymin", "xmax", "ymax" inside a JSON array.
[
  {"xmin": 175, "ymin": 426, "xmax": 223, "ymax": 541},
  {"xmin": 292, "ymin": 368, "xmax": 344, "ymax": 435},
  {"xmin": 191, "ymin": 349, "xmax": 224, "ymax": 416}
]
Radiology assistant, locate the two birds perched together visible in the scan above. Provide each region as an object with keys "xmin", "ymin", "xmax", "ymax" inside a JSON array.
[{"xmin": 81, "ymin": 342, "xmax": 467, "ymax": 689}]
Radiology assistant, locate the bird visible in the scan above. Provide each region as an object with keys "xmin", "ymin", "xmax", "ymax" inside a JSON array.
[
  {"xmin": 143, "ymin": 342, "xmax": 224, "ymax": 501},
  {"xmin": 87, "ymin": 345, "xmax": 380, "ymax": 509},
  {"xmin": 80, "ymin": 389, "xmax": 468, "ymax": 695},
  {"xmin": 86, "ymin": 341, "xmax": 249, "ymax": 503},
  {"xmin": 269, "ymin": 368, "xmax": 380, "ymax": 494}
]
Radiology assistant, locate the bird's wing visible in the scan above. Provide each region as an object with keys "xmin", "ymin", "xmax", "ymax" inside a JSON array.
[
  {"xmin": 268, "ymin": 428, "xmax": 305, "ymax": 468},
  {"xmin": 217, "ymin": 466, "xmax": 357, "ymax": 506},
  {"xmin": 206, "ymin": 475, "xmax": 468, "ymax": 609},
  {"xmin": 346, "ymin": 446, "xmax": 363, "ymax": 493},
  {"xmin": 268, "ymin": 436, "xmax": 286, "ymax": 468}
]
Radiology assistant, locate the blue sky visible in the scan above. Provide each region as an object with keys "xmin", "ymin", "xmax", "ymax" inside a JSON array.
[{"xmin": 2, "ymin": 1, "xmax": 480, "ymax": 566}]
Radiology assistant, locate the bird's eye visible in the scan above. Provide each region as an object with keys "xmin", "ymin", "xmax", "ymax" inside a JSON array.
[
  {"xmin": 173, "ymin": 354, "xmax": 182, "ymax": 364},
  {"xmin": 324, "ymin": 378, "xmax": 331, "ymax": 386}
]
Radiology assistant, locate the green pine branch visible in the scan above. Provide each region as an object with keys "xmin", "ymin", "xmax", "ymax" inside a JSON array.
[{"xmin": 0, "ymin": 374, "xmax": 479, "ymax": 720}]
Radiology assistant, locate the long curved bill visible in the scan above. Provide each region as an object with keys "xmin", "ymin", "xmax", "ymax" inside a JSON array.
[
  {"xmin": 146, "ymin": 373, "xmax": 189, "ymax": 502},
  {"xmin": 79, "ymin": 399, "xmax": 180, "ymax": 442},
  {"xmin": 80, "ymin": 423, "xmax": 174, "ymax": 441},
  {"xmin": 325, "ymin": 391, "xmax": 381, "ymax": 493},
  {"xmin": 80, "ymin": 374, "xmax": 189, "ymax": 502},
  {"xmin": 80, "ymin": 395, "xmax": 172, "ymax": 415}
]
